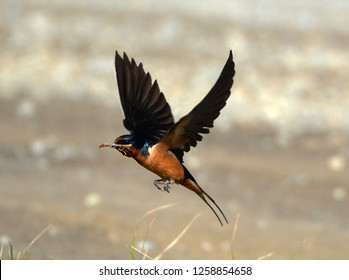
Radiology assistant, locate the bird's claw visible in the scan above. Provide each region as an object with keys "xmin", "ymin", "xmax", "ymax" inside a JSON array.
[
  {"xmin": 163, "ymin": 183, "xmax": 171, "ymax": 193},
  {"xmin": 154, "ymin": 179, "xmax": 173, "ymax": 193}
]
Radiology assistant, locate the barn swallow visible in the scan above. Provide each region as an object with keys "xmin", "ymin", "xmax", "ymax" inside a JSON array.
[{"xmin": 100, "ymin": 50, "xmax": 235, "ymax": 226}]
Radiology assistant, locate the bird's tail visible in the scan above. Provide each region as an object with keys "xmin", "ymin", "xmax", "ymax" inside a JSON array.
[{"xmin": 182, "ymin": 165, "xmax": 228, "ymax": 226}]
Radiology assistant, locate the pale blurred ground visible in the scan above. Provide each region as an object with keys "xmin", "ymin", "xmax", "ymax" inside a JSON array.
[{"xmin": 0, "ymin": 0, "xmax": 349, "ymax": 259}]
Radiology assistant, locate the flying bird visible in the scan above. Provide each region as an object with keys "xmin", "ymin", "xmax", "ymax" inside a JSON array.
[{"xmin": 100, "ymin": 50, "xmax": 235, "ymax": 226}]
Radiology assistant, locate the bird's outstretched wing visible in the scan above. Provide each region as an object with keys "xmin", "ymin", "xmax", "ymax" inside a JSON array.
[
  {"xmin": 160, "ymin": 51, "xmax": 235, "ymax": 161},
  {"xmin": 115, "ymin": 51, "xmax": 174, "ymax": 144}
]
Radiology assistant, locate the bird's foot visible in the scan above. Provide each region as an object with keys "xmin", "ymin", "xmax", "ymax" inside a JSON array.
[{"xmin": 154, "ymin": 179, "xmax": 174, "ymax": 193}]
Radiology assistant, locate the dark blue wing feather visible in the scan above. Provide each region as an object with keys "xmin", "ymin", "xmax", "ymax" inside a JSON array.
[
  {"xmin": 160, "ymin": 51, "xmax": 235, "ymax": 162},
  {"xmin": 115, "ymin": 51, "xmax": 175, "ymax": 145}
]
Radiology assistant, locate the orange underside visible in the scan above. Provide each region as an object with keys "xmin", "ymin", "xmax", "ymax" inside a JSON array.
[{"xmin": 133, "ymin": 142, "xmax": 185, "ymax": 183}]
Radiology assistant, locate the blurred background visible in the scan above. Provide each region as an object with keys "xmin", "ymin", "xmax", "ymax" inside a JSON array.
[{"xmin": 1, "ymin": 0, "xmax": 348, "ymax": 259}]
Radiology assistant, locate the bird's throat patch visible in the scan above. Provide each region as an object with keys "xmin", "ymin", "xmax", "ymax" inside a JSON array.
[{"xmin": 116, "ymin": 146, "xmax": 133, "ymax": 157}]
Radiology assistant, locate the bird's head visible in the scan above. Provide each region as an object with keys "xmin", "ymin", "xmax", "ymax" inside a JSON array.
[
  {"xmin": 99, "ymin": 135, "xmax": 138, "ymax": 157},
  {"xmin": 110, "ymin": 134, "xmax": 137, "ymax": 157},
  {"xmin": 99, "ymin": 134, "xmax": 150, "ymax": 157}
]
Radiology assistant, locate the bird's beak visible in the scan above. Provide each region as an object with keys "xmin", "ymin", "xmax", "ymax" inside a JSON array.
[{"xmin": 110, "ymin": 143, "xmax": 118, "ymax": 149}]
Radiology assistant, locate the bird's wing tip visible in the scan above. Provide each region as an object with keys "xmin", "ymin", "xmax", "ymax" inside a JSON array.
[{"xmin": 229, "ymin": 50, "xmax": 233, "ymax": 60}]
